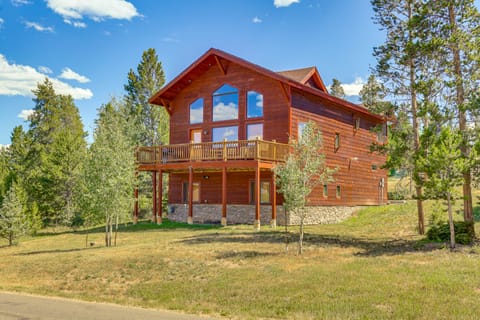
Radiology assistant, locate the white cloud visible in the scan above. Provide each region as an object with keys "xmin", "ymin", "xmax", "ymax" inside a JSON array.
[
  {"xmin": 190, "ymin": 108, "xmax": 203, "ymax": 123},
  {"xmin": 162, "ymin": 37, "xmax": 179, "ymax": 43},
  {"xmin": 59, "ymin": 67, "xmax": 90, "ymax": 83},
  {"xmin": 18, "ymin": 109, "xmax": 34, "ymax": 120},
  {"xmin": 342, "ymin": 77, "xmax": 366, "ymax": 96},
  {"xmin": 0, "ymin": 144, "xmax": 10, "ymax": 150},
  {"xmin": 212, "ymin": 102, "xmax": 238, "ymax": 121},
  {"xmin": 24, "ymin": 21, "xmax": 54, "ymax": 33},
  {"xmin": 0, "ymin": 18, "xmax": 4, "ymax": 29},
  {"xmin": 274, "ymin": 0, "xmax": 300, "ymax": 8},
  {"xmin": 46, "ymin": 0, "xmax": 140, "ymax": 23},
  {"xmin": 11, "ymin": 0, "xmax": 31, "ymax": 6},
  {"xmin": 252, "ymin": 16, "xmax": 262, "ymax": 23},
  {"xmin": 38, "ymin": 66, "xmax": 53, "ymax": 74},
  {"xmin": 64, "ymin": 19, "xmax": 87, "ymax": 28},
  {"xmin": 222, "ymin": 129, "xmax": 236, "ymax": 139},
  {"xmin": 0, "ymin": 54, "xmax": 93, "ymax": 100}
]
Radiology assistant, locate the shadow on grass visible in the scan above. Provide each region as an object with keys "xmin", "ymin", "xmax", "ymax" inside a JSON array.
[
  {"xmin": 36, "ymin": 219, "xmax": 221, "ymax": 237},
  {"xmin": 16, "ymin": 246, "xmax": 103, "ymax": 256},
  {"xmin": 178, "ymin": 231, "xmax": 446, "ymax": 257},
  {"xmin": 216, "ymin": 250, "xmax": 279, "ymax": 260}
]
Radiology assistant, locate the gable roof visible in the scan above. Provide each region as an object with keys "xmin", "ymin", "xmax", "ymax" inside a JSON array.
[
  {"xmin": 277, "ymin": 67, "xmax": 327, "ymax": 92},
  {"xmin": 149, "ymin": 48, "xmax": 384, "ymax": 122}
]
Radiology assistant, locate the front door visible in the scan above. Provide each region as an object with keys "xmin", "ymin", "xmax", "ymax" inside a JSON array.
[{"xmin": 190, "ymin": 129, "xmax": 202, "ymax": 143}]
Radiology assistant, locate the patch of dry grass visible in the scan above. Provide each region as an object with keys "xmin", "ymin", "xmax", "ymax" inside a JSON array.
[{"xmin": 0, "ymin": 204, "xmax": 480, "ymax": 319}]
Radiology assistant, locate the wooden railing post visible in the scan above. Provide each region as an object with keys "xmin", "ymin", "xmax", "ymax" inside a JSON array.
[
  {"xmin": 255, "ymin": 137, "xmax": 260, "ymax": 160},
  {"xmin": 223, "ymin": 138, "xmax": 227, "ymax": 161}
]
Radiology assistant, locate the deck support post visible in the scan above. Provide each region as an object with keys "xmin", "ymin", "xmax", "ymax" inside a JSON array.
[
  {"xmin": 157, "ymin": 170, "xmax": 163, "ymax": 224},
  {"xmin": 133, "ymin": 171, "xmax": 138, "ymax": 224},
  {"xmin": 152, "ymin": 171, "xmax": 157, "ymax": 223},
  {"xmin": 221, "ymin": 166, "xmax": 227, "ymax": 226},
  {"xmin": 254, "ymin": 165, "xmax": 261, "ymax": 230},
  {"xmin": 188, "ymin": 166, "xmax": 193, "ymax": 224},
  {"xmin": 270, "ymin": 173, "xmax": 277, "ymax": 228}
]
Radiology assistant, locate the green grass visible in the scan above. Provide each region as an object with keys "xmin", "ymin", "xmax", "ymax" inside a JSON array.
[{"xmin": 1, "ymin": 203, "xmax": 480, "ymax": 319}]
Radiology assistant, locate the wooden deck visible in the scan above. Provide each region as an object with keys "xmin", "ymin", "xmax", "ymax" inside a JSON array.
[{"xmin": 136, "ymin": 139, "xmax": 289, "ymax": 166}]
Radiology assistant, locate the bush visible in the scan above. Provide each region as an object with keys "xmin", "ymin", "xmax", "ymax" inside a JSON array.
[{"xmin": 427, "ymin": 221, "xmax": 474, "ymax": 245}]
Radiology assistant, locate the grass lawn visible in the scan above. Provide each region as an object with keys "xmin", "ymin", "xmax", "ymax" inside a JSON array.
[{"xmin": 0, "ymin": 202, "xmax": 480, "ymax": 319}]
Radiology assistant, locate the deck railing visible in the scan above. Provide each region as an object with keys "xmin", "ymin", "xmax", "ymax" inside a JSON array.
[{"xmin": 136, "ymin": 139, "xmax": 289, "ymax": 165}]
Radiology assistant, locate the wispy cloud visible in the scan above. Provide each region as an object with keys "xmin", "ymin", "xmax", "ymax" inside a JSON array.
[
  {"xmin": 38, "ymin": 66, "xmax": 53, "ymax": 74},
  {"xmin": 59, "ymin": 68, "xmax": 90, "ymax": 83},
  {"xmin": 64, "ymin": 19, "xmax": 87, "ymax": 28},
  {"xmin": 0, "ymin": 18, "xmax": 4, "ymax": 30},
  {"xmin": 274, "ymin": 0, "xmax": 300, "ymax": 8},
  {"xmin": 24, "ymin": 21, "xmax": 54, "ymax": 33},
  {"xmin": 11, "ymin": 0, "xmax": 31, "ymax": 6},
  {"xmin": 0, "ymin": 54, "xmax": 93, "ymax": 100},
  {"xmin": 162, "ymin": 37, "xmax": 179, "ymax": 43},
  {"xmin": 252, "ymin": 16, "xmax": 262, "ymax": 23},
  {"xmin": 342, "ymin": 77, "xmax": 365, "ymax": 96},
  {"xmin": 18, "ymin": 109, "xmax": 34, "ymax": 120},
  {"xmin": 46, "ymin": 0, "xmax": 140, "ymax": 27}
]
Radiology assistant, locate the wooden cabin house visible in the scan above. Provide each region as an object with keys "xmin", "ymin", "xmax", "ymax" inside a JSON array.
[{"xmin": 135, "ymin": 48, "xmax": 387, "ymax": 227}]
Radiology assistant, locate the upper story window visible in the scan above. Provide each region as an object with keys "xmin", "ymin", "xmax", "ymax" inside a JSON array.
[
  {"xmin": 247, "ymin": 91, "xmax": 263, "ymax": 118},
  {"xmin": 212, "ymin": 126, "xmax": 238, "ymax": 142},
  {"xmin": 212, "ymin": 84, "xmax": 238, "ymax": 122},
  {"xmin": 334, "ymin": 133, "xmax": 340, "ymax": 151},
  {"xmin": 247, "ymin": 123, "xmax": 263, "ymax": 140},
  {"xmin": 189, "ymin": 98, "xmax": 204, "ymax": 124}
]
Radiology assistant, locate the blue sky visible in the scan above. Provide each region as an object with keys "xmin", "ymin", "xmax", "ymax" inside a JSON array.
[{"xmin": 0, "ymin": 0, "xmax": 438, "ymax": 146}]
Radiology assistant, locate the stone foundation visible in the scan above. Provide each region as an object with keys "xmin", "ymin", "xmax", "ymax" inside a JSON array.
[{"xmin": 167, "ymin": 204, "xmax": 363, "ymax": 226}]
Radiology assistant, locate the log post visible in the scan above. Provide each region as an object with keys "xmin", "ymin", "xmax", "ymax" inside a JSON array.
[
  {"xmin": 254, "ymin": 165, "xmax": 261, "ymax": 230},
  {"xmin": 152, "ymin": 171, "xmax": 157, "ymax": 223},
  {"xmin": 270, "ymin": 173, "xmax": 277, "ymax": 228},
  {"xmin": 188, "ymin": 166, "xmax": 193, "ymax": 224},
  {"xmin": 221, "ymin": 166, "xmax": 227, "ymax": 226},
  {"xmin": 157, "ymin": 170, "xmax": 163, "ymax": 224}
]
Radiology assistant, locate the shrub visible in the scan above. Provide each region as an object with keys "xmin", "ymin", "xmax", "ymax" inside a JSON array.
[{"xmin": 427, "ymin": 221, "xmax": 474, "ymax": 245}]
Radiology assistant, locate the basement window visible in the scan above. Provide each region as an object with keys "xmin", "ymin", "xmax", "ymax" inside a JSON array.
[
  {"xmin": 323, "ymin": 184, "xmax": 328, "ymax": 198},
  {"xmin": 336, "ymin": 185, "xmax": 341, "ymax": 198}
]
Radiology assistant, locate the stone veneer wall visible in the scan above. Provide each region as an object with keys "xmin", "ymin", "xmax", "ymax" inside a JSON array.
[{"xmin": 167, "ymin": 204, "xmax": 363, "ymax": 225}]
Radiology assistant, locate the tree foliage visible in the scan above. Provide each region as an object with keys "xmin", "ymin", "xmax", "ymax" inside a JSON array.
[
  {"xmin": 0, "ymin": 183, "xmax": 28, "ymax": 246},
  {"xmin": 274, "ymin": 121, "xmax": 336, "ymax": 254},
  {"xmin": 80, "ymin": 99, "xmax": 136, "ymax": 247},
  {"xmin": 329, "ymin": 78, "xmax": 345, "ymax": 98}
]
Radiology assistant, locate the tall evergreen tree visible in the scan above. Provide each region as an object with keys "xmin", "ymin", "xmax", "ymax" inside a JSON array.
[
  {"xmin": 359, "ymin": 74, "xmax": 393, "ymax": 116},
  {"xmin": 124, "ymin": 48, "xmax": 167, "ymax": 146},
  {"xmin": 25, "ymin": 79, "xmax": 87, "ymax": 226},
  {"xmin": 0, "ymin": 183, "xmax": 27, "ymax": 246},
  {"xmin": 330, "ymin": 78, "xmax": 345, "ymax": 98}
]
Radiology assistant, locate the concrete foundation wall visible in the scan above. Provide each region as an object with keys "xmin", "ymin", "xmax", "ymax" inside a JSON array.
[{"xmin": 167, "ymin": 203, "xmax": 364, "ymax": 225}]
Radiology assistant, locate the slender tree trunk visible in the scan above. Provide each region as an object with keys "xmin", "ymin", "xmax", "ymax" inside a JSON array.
[
  {"xmin": 298, "ymin": 210, "xmax": 304, "ymax": 255},
  {"xmin": 114, "ymin": 215, "xmax": 118, "ymax": 247},
  {"xmin": 448, "ymin": 5, "xmax": 474, "ymax": 235},
  {"xmin": 447, "ymin": 191, "xmax": 456, "ymax": 251},
  {"xmin": 408, "ymin": 1, "xmax": 425, "ymax": 235},
  {"xmin": 284, "ymin": 209, "xmax": 289, "ymax": 252},
  {"xmin": 105, "ymin": 217, "xmax": 109, "ymax": 247}
]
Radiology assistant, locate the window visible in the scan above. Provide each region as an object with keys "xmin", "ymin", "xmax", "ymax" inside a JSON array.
[
  {"xmin": 249, "ymin": 181, "xmax": 271, "ymax": 204},
  {"xmin": 298, "ymin": 122, "xmax": 306, "ymax": 141},
  {"xmin": 336, "ymin": 185, "xmax": 341, "ymax": 198},
  {"xmin": 372, "ymin": 164, "xmax": 378, "ymax": 171},
  {"xmin": 183, "ymin": 182, "xmax": 200, "ymax": 203},
  {"xmin": 376, "ymin": 124, "xmax": 387, "ymax": 143},
  {"xmin": 247, "ymin": 123, "xmax": 263, "ymax": 140},
  {"xmin": 212, "ymin": 126, "xmax": 238, "ymax": 142},
  {"xmin": 247, "ymin": 91, "xmax": 263, "ymax": 118},
  {"xmin": 189, "ymin": 98, "xmax": 203, "ymax": 124},
  {"xmin": 190, "ymin": 129, "xmax": 202, "ymax": 143},
  {"xmin": 212, "ymin": 84, "xmax": 238, "ymax": 121},
  {"xmin": 334, "ymin": 133, "xmax": 340, "ymax": 151},
  {"xmin": 323, "ymin": 184, "xmax": 328, "ymax": 198}
]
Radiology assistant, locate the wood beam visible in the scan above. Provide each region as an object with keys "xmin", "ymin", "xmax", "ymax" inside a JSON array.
[
  {"xmin": 157, "ymin": 170, "xmax": 163, "ymax": 224},
  {"xmin": 188, "ymin": 166, "xmax": 193, "ymax": 224},
  {"xmin": 279, "ymin": 82, "xmax": 291, "ymax": 105},
  {"xmin": 221, "ymin": 167, "xmax": 227, "ymax": 226},
  {"xmin": 254, "ymin": 165, "xmax": 261, "ymax": 230},
  {"xmin": 271, "ymin": 173, "xmax": 277, "ymax": 228},
  {"xmin": 152, "ymin": 171, "xmax": 157, "ymax": 223},
  {"xmin": 214, "ymin": 56, "xmax": 226, "ymax": 76}
]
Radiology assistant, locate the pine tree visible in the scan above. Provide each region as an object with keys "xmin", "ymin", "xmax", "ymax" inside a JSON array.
[
  {"xmin": 0, "ymin": 183, "xmax": 27, "ymax": 246},
  {"xmin": 124, "ymin": 48, "xmax": 167, "ymax": 146},
  {"xmin": 25, "ymin": 79, "xmax": 87, "ymax": 226},
  {"xmin": 359, "ymin": 74, "xmax": 393, "ymax": 116},
  {"xmin": 274, "ymin": 121, "xmax": 336, "ymax": 254},
  {"xmin": 330, "ymin": 78, "xmax": 345, "ymax": 98}
]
